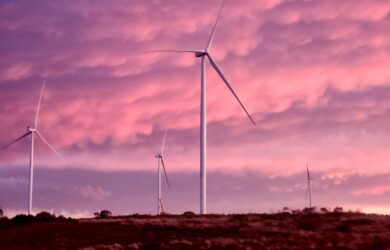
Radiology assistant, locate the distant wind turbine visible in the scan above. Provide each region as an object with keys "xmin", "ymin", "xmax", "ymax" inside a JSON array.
[
  {"xmin": 155, "ymin": 129, "xmax": 170, "ymax": 215},
  {"xmin": 306, "ymin": 164, "xmax": 313, "ymax": 209},
  {"xmin": 141, "ymin": 0, "xmax": 256, "ymax": 214},
  {"xmin": 2, "ymin": 81, "xmax": 63, "ymax": 215}
]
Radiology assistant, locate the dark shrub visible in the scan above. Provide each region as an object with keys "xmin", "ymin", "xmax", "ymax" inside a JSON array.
[
  {"xmin": 100, "ymin": 210, "xmax": 112, "ymax": 218},
  {"xmin": 0, "ymin": 217, "xmax": 10, "ymax": 229},
  {"xmin": 333, "ymin": 206, "xmax": 343, "ymax": 213},
  {"xmin": 0, "ymin": 216, "xmax": 9, "ymax": 224},
  {"xmin": 337, "ymin": 223, "xmax": 352, "ymax": 233},
  {"xmin": 0, "ymin": 207, "xmax": 3, "ymax": 217},
  {"xmin": 292, "ymin": 209, "xmax": 302, "ymax": 215},
  {"xmin": 303, "ymin": 207, "xmax": 317, "ymax": 214},
  {"xmin": 35, "ymin": 211, "xmax": 55, "ymax": 222},
  {"xmin": 320, "ymin": 207, "xmax": 329, "ymax": 213},
  {"xmin": 94, "ymin": 210, "xmax": 112, "ymax": 218},
  {"xmin": 11, "ymin": 214, "xmax": 35, "ymax": 224},
  {"xmin": 182, "ymin": 211, "xmax": 196, "ymax": 217},
  {"xmin": 344, "ymin": 218, "xmax": 373, "ymax": 226},
  {"xmin": 55, "ymin": 215, "xmax": 68, "ymax": 222}
]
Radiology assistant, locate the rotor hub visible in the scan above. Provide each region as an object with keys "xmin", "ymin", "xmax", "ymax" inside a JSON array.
[{"xmin": 195, "ymin": 51, "xmax": 207, "ymax": 57}]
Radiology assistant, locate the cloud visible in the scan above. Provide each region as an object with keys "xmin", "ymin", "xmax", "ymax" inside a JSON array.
[
  {"xmin": 0, "ymin": 0, "xmax": 389, "ymax": 180},
  {"xmin": 0, "ymin": 168, "xmax": 389, "ymax": 215},
  {"xmin": 78, "ymin": 185, "xmax": 111, "ymax": 200}
]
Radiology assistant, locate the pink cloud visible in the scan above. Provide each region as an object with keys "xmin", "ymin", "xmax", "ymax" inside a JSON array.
[{"xmin": 0, "ymin": 0, "xmax": 390, "ymax": 181}]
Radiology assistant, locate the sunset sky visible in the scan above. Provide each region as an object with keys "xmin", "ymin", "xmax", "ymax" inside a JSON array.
[{"xmin": 1, "ymin": 0, "xmax": 390, "ymax": 217}]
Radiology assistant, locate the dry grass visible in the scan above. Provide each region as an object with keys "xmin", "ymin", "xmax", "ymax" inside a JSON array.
[{"xmin": 0, "ymin": 212, "xmax": 389, "ymax": 249}]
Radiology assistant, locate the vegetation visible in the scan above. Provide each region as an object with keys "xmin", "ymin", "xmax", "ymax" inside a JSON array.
[
  {"xmin": 0, "ymin": 208, "xmax": 388, "ymax": 249},
  {"xmin": 94, "ymin": 210, "xmax": 112, "ymax": 218}
]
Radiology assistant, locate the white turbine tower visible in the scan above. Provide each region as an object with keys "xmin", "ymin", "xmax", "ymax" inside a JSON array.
[
  {"xmin": 2, "ymin": 81, "xmax": 63, "ymax": 215},
  {"xmin": 142, "ymin": 0, "xmax": 255, "ymax": 214},
  {"xmin": 155, "ymin": 129, "xmax": 170, "ymax": 215},
  {"xmin": 306, "ymin": 164, "xmax": 313, "ymax": 209}
]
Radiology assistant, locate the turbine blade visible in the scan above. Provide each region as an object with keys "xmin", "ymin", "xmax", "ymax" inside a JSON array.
[
  {"xmin": 160, "ymin": 129, "xmax": 168, "ymax": 156},
  {"xmin": 305, "ymin": 181, "xmax": 309, "ymax": 203},
  {"xmin": 138, "ymin": 49, "xmax": 202, "ymax": 54},
  {"xmin": 2, "ymin": 131, "xmax": 31, "ymax": 149},
  {"xmin": 35, "ymin": 130, "xmax": 64, "ymax": 161},
  {"xmin": 34, "ymin": 81, "xmax": 46, "ymax": 129},
  {"xmin": 307, "ymin": 164, "xmax": 310, "ymax": 180},
  {"xmin": 207, "ymin": 54, "xmax": 256, "ymax": 125},
  {"xmin": 206, "ymin": 0, "xmax": 226, "ymax": 50},
  {"xmin": 160, "ymin": 157, "xmax": 170, "ymax": 188}
]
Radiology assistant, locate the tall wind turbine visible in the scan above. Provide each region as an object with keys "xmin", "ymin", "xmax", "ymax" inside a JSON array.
[
  {"xmin": 306, "ymin": 164, "xmax": 313, "ymax": 209},
  {"xmin": 142, "ymin": 0, "xmax": 256, "ymax": 214},
  {"xmin": 2, "ymin": 81, "xmax": 63, "ymax": 215},
  {"xmin": 155, "ymin": 129, "xmax": 170, "ymax": 215}
]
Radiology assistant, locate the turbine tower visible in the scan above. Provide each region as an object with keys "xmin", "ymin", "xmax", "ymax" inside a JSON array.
[
  {"xmin": 2, "ymin": 81, "xmax": 63, "ymax": 215},
  {"xmin": 155, "ymin": 129, "xmax": 170, "ymax": 215},
  {"xmin": 306, "ymin": 164, "xmax": 313, "ymax": 209},
  {"xmin": 142, "ymin": 0, "xmax": 255, "ymax": 214}
]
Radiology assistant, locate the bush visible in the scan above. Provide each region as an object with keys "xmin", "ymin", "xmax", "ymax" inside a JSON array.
[
  {"xmin": 35, "ymin": 211, "xmax": 55, "ymax": 222},
  {"xmin": 303, "ymin": 207, "xmax": 317, "ymax": 214},
  {"xmin": 100, "ymin": 210, "xmax": 112, "ymax": 218},
  {"xmin": 0, "ymin": 207, "xmax": 3, "ymax": 217},
  {"xmin": 94, "ymin": 210, "xmax": 112, "ymax": 218},
  {"xmin": 333, "ymin": 206, "xmax": 343, "ymax": 213},
  {"xmin": 337, "ymin": 223, "xmax": 352, "ymax": 233},
  {"xmin": 11, "ymin": 214, "xmax": 35, "ymax": 224},
  {"xmin": 320, "ymin": 207, "xmax": 329, "ymax": 213},
  {"xmin": 182, "ymin": 211, "xmax": 196, "ymax": 217},
  {"xmin": 297, "ymin": 218, "xmax": 318, "ymax": 231}
]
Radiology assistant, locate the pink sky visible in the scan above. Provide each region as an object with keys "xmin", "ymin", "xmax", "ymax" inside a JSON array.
[{"xmin": 0, "ymin": 0, "xmax": 390, "ymax": 215}]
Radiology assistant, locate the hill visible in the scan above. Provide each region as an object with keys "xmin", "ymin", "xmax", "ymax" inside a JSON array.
[{"xmin": 0, "ymin": 211, "xmax": 389, "ymax": 249}]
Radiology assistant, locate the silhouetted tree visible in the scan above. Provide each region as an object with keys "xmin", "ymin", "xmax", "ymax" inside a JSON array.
[
  {"xmin": 94, "ymin": 210, "xmax": 112, "ymax": 218},
  {"xmin": 11, "ymin": 214, "xmax": 35, "ymax": 224},
  {"xmin": 100, "ymin": 210, "xmax": 112, "ymax": 218},
  {"xmin": 0, "ymin": 207, "xmax": 3, "ymax": 217},
  {"xmin": 333, "ymin": 206, "xmax": 343, "ymax": 213},
  {"xmin": 35, "ymin": 211, "xmax": 55, "ymax": 222}
]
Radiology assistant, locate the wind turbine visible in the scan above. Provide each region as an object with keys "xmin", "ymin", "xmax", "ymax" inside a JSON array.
[
  {"xmin": 306, "ymin": 164, "xmax": 313, "ymax": 209},
  {"xmin": 2, "ymin": 81, "xmax": 63, "ymax": 215},
  {"xmin": 141, "ymin": 0, "xmax": 256, "ymax": 214},
  {"xmin": 155, "ymin": 129, "xmax": 170, "ymax": 215}
]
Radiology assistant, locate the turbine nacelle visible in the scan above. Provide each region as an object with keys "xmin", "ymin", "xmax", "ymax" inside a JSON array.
[
  {"xmin": 155, "ymin": 153, "xmax": 162, "ymax": 158},
  {"xmin": 28, "ymin": 126, "xmax": 35, "ymax": 132},
  {"xmin": 195, "ymin": 51, "xmax": 207, "ymax": 57}
]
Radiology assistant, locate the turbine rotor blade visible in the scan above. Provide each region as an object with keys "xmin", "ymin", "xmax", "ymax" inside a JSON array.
[
  {"xmin": 2, "ymin": 131, "xmax": 31, "ymax": 150},
  {"xmin": 161, "ymin": 129, "xmax": 168, "ymax": 156},
  {"xmin": 206, "ymin": 0, "xmax": 226, "ymax": 50},
  {"xmin": 34, "ymin": 81, "xmax": 46, "ymax": 129},
  {"xmin": 138, "ymin": 49, "xmax": 203, "ymax": 54},
  {"xmin": 35, "ymin": 130, "xmax": 64, "ymax": 161},
  {"xmin": 160, "ymin": 157, "xmax": 170, "ymax": 188},
  {"xmin": 305, "ymin": 181, "xmax": 309, "ymax": 202},
  {"xmin": 206, "ymin": 54, "xmax": 256, "ymax": 125}
]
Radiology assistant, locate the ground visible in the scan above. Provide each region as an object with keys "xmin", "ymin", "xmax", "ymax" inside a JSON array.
[{"xmin": 0, "ymin": 212, "xmax": 389, "ymax": 249}]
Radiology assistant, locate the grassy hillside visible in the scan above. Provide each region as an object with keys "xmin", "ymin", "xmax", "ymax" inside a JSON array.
[{"xmin": 0, "ymin": 211, "xmax": 389, "ymax": 249}]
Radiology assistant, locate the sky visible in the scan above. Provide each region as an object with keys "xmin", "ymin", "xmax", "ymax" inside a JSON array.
[{"xmin": 0, "ymin": 0, "xmax": 390, "ymax": 217}]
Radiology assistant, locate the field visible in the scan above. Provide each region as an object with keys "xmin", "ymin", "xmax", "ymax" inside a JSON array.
[{"xmin": 0, "ymin": 211, "xmax": 389, "ymax": 249}]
